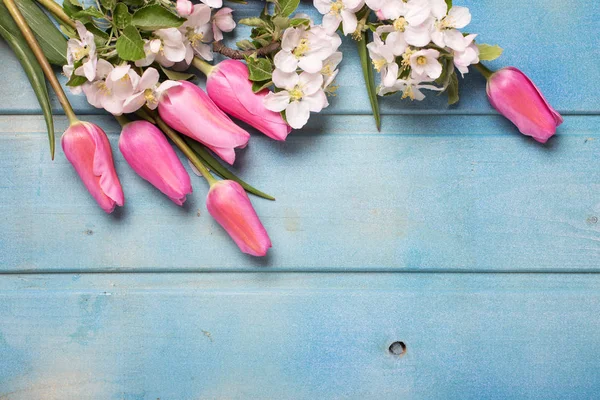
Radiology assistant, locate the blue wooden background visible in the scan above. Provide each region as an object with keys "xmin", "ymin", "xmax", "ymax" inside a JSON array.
[{"xmin": 1, "ymin": 0, "xmax": 599, "ymax": 398}]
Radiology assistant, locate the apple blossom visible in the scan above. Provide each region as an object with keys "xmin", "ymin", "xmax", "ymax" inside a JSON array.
[
  {"xmin": 313, "ymin": 0, "xmax": 365, "ymax": 35},
  {"xmin": 212, "ymin": 7, "xmax": 236, "ymax": 42}
]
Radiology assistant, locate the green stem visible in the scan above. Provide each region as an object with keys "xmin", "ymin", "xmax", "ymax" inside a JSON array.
[
  {"xmin": 35, "ymin": 0, "xmax": 76, "ymax": 28},
  {"xmin": 192, "ymin": 57, "xmax": 215, "ymax": 77},
  {"xmin": 3, "ymin": 0, "xmax": 78, "ymax": 124},
  {"xmin": 114, "ymin": 114, "xmax": 130, "ymax": 128},
  {"xmin": 356, "ymin": 30, "xmax": 381, "ymax": 131},
  {"xmin": 474, "ymin": 63, "xmax": 494, "ymax": 80},
  {"xmin": 152, "ymin": 113, "xmax": 217, "ymax": 186}
]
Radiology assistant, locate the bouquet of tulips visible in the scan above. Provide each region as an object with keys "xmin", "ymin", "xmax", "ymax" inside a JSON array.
[{"xmin": 0, "ymin": 0, "xmax": 563, "ymax": 257}]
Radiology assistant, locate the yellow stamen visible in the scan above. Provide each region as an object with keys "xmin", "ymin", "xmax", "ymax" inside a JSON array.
[
  {"xmin": 393, "ymin": 17, "xmax": 407, "ymax": 32},
  {"xmin": 289, "ymin": 87, "xmax": 303, "ymax": 101},
  {"xmin": 144, "ymin": 88, "xmax": 156, "ymax": 104},
  {"xmin": 73, "ymin": 45, "xmax": 90, "ymax": 61},
  {"xmin": 372, "ymin": 58, "xmax": 387, "ymax": 72},
  {"xmin": 416, "ymin": 56, "xmax": 427, "ymax": 66},
  {"xmin": 293, "ymin": 39, "xmax": 310, "ymax": 58},
  {"xmin": 401, "ymin": 85, "xmax": 415, "ymax": 100},
  {"xmin": 330, "ymin": 0, "xmax": 343, "ymax": 14}
]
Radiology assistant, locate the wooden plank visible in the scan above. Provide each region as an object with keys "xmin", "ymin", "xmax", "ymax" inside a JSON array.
[
  {"xmin": 0, "ymin": 0, "xmax": 598, "ymax": 115},
  {"xmin": 1, "ymin": 115, "xmax": 599, "ymax": 272},
  {"xmin": 0, "ymin": 272, "xmax": 599, "ymax": 399}
]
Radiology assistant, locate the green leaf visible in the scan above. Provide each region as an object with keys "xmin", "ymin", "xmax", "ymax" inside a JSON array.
[
  {"xmin": 73, "ymin": 6, "xmax": 105, "ymax": 19},
  {"xmin": 62, "ymin": 0, "xmax": 82, "ymax": 18},
  {"xmin": 238, "ymin": 17, "xmax": 268, "ymax": 28},
  {"xmin": 159, "ymin": 65, "xmax": 196, "ymax": 81},
  {"xmin": 356, "ymin": 31, "xmax": 381, "ymax": 131},
  {"xmin": 477, "ymin": 43, "xmax": 503, "ymax": 61},
  {"xmin": 245, "ymin": 56, "xmax": 273, "ymax": 81},
  {"xmin": 277, "ymin": 0, "xmax": 299, "ymax": 17},
  {"xmin": 236, "ymin": 39, "xmax": 255, "ymax": 50},
  {"xmin": 252, "ymin": 79, "xmax": 272, "ymax": 93},
  {"xmin": 100, "ymin": 0, "xmax": 116, "ymax": 10},
  {"xmin": 272, "ymin": 15, "xmax": 289, "ymax": 29},
  {"xmin": 132, "ymin": 5, "xmax": 185, "ymax": 30},
  {"xmin": 14, "ymin": 0, "xmax": 67, "ymax": 66},
  {"xmin": 184, "ymin": 138, "xmax": 276, "ymax": 201},
  {"xmin": 446, "ymin": 72, "xmax": 459, "ymax": 105},
  {"xmin": 66, "ymin": 74, "xmax": 88, "ymax": 87},
  {"xmin": 121, "ymin": 0, "xmax": 145, "ymax": 7},
  {"xmin": 0, "ymin": 4, "xmax": 55, "ymax": 159},
  {"xmin": 116, "ymin": 25, "xmax": 145, "ymax": 61},
  {"xmin": 445, "ymin": 0, "xmax": 452, "ymax": 9},
  {"xmin": 289, "ymin": 17, "xmax": 310, "ymax": 27},
  {"xmin": 113, "ymin": 3, "xmax": 132, "ymax": 29}
]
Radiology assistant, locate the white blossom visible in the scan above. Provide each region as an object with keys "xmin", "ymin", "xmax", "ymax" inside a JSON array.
[
  {"xmin": 181, "ymin": 4, "xmax": 213, "ymax": 61},
  {"xmin": 453, "ymin": 34, "xmax": 479, "ymax": 76},
  {"xmin": 135, "ymin": 28, "xmax": 188, "ymax": 67},
  {"xmin": 379, "ymin": 75, "xmax": 442, "ymax": 101},
  {"xmin": 82, "ymin": 60, "xmax": 137, "ymax": 115},
  {"xmin": 123, "ymin": 68, "xmax": 180, "ymax": 113},
  {"xmin": 430, "ymin": 0, "xmax": 472, "ymax": 51},
  {"xmin": 212, "ymin": 7, "xmax": 236, "ymax": 42},
  {"xmin": 367, "ymin": 33, "xmax": 401, "ymax": 88},
  {"xmin": 321, "ymin": 51, "xmax": 343, "ymax": 89},
  {"xmin": 409, "ymin": 48, "xmax": 442, "ymax": 79},
  {"xmin": 264, "ymin": 71, "xmax": 328, "ymax": 129},
  {"xmin": 274, "ymin": 25, "xmax": 338, "ymax": 74},
  {"xmin": 66, "ymin": 21, "xmax": 97, "ymax": 82},
  {"xmin": 313, "ymin": 0, "xmax": 365, "ymax": 35}
]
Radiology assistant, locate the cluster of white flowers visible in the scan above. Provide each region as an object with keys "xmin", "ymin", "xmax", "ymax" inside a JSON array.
[
  {"xmin": 314, "ymin": 0, "xmax": 480, "ymax": 101},
  {"xmin": 63, "ymin": 1, "xmax": 235, "ymax": 115},
  {"xmin": 263, "ymin": 17, "xmax": 342, "ymax": 129}
]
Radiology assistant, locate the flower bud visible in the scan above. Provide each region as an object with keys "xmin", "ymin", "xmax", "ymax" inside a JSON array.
[
  {"xmin": 206, "ymin": 60, "xmax": 292, "ymax": 141},
  {"xmin": 158, "ymin": 81, "xmax": 250, "ymax": 164},
  {"xmin": 119, "ymin": 120, "xmax": 192, "ymax": 205},
  {"xmin": 486, "ymin": 67, "xmax": 563, "ymax": 143},
  {"xmin": 206, "ymin": 180, "xmax": 272, "ymax": 256},
  {"xmin": 62, "ymin": 121, "xmax": 124, "ymax": 213}
]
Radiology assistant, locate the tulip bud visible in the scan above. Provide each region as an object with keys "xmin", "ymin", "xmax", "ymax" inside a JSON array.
[
  {"xmin": 158, "ymin": 81, "xmax": 250, "ymax": 165},
  {"xmin": 119, "ymin": 120, "xmax": 192, "ymax": 205},
  {"xmin": 206, "ymin": 180, "xmax": 272, "ymax": 256},
  {"xmin": 206, "ymin": 60, "xmax": 292, "ymax": 141},
  {"xmin": 486, "ymin": 67, "xmax": 563, "ymax": 143},
  {"xmin": 62, "ymin": 121, "xmax": 124, "ymax": 213}
]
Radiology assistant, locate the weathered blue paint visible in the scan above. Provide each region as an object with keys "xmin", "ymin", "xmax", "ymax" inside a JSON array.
[{"xmin": 1, "ymin": 0, "xmax": 599, "ymax": 398}]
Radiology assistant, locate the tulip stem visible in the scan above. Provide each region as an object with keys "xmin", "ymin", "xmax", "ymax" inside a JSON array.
[
  {"xmin": 192, "ymin": 57, "xmax": 215, "ymax": 77},
  {"xmin": 3, "ymin": 0, "xmax": 78, "ymax": 125},
  {"xmin": 153, "ymin": 114, "xmax": 218, "ymax": 186},
  {"xmin": 35, "ymin": 0, "xmax": 76, "ymax": 28},
  {"xmin": 474, "ymin": 63, "xmax": 494, "ymax": 80},
  {"xmin": 114, "ymin": 114, "xmax": 130, "ymax": 128}
]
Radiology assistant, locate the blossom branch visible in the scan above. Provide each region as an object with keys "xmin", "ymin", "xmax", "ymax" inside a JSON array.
[{"xmin": 212, "ymin": 40, "xmax": 280, "ymax": 60}]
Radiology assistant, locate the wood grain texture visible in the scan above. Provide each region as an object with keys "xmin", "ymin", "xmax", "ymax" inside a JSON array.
[
  {"xmin": 1, "ymin": 115, "xmax": 599, "ymax": 272},
  {"xmin": 0, "ymin": 0, "xmax": 597, "ymax": 115},
  {"xmin": 1, "ymin": 273, "xmax": 600, "ymax": 400}
]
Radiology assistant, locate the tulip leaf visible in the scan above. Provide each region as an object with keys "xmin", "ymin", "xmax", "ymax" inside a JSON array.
[
  {"xmin": 184, "ymin": 138, "xmax": 276, "ymax": 201},
  {"xmin": 14, "ymin": 0, "xmax": 67, "ymax": 66},
  {"xmin": 356, "ymin": 30, "xmax": 381, "ymax": 131},
  {"xmin": 0, "ymin": 4, "xmax": 55, "ymax": 159},
  {"xmin": 116, "ymin": 25, "xmax": 145, "ymax": 61},
  {"xmin": 277, "ymin": 0, "xmax": 299, "ymax": 17},
  {"xmin": 132, "ymin": 5, "xmax": 185, "ymax": 30},
  {"xmin": 445, "ymin": 0, "xmax": 452, "ymax": 9},
  {"xmin": 477, "ymin": 43, "xmax": 503, "ymax": 61}
]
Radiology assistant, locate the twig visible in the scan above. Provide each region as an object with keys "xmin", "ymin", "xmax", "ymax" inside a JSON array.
[{"xmin": 212, "ymin": 40, "xmax": 280, "ymax": 60}]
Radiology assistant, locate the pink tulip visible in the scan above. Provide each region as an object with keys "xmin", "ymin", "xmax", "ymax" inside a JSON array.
[
  {"xmin": 206, "ymin": 60, "xmax": 292, "ymax": 141},
  {"xmin": 62, "ymin": 121, "xmax": 124, "ymax": 213},
  {"xmin": 158, "ymin": 81, "xmax": 250, "ymax": 165},
  {"xmin": 206, "ymin": 180, "xmax": 272, "ymax": 256},
  {"xmin": 119, "ymin": 120, "xmax": 192, "ymax": 206},
  {"xmin": 486, "ymin": 67, "xmax": 563, "ymax": 143}
]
